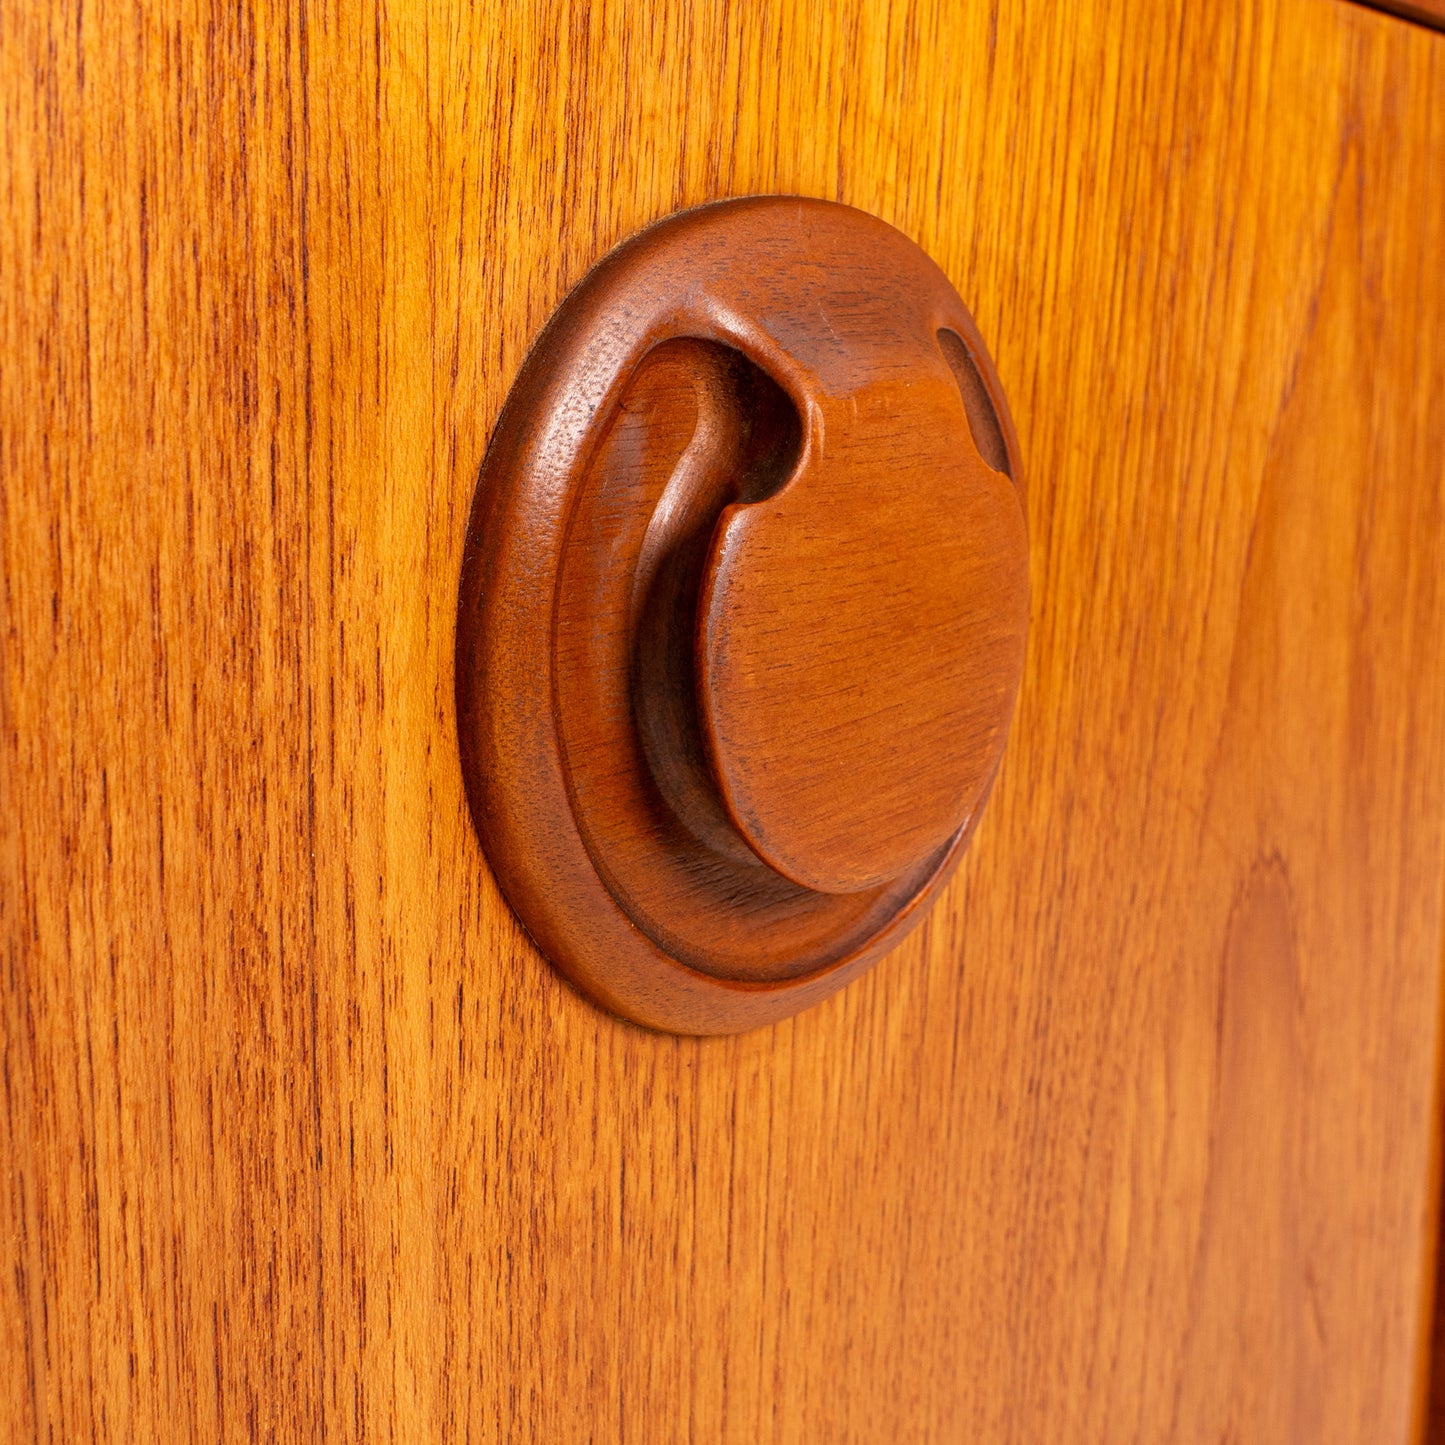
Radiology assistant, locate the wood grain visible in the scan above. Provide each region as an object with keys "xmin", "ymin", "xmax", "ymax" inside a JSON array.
[{"xmin": 4, "ymin": 0, "xmax": 1445, "ymax": 1440}]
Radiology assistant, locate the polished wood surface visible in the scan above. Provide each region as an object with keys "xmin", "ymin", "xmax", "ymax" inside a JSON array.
[
  {"xmin": 457, "ymin": 197, "xmax": 1027, "ymax": 1031},
  {"xmin": 5, "ymin": 0, "xmax": 1445, "ymax": 1440}
]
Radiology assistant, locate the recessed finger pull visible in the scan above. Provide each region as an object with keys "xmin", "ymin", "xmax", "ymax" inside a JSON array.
[{"xmin": 456, "ymin": 197, "xmax": 1028, "ymax": 1034}]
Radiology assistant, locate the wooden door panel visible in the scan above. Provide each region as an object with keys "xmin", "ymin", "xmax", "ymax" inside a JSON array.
[{"xmin": 4, "ymin": 0, "xmax": 1444, "ymax": 1439}]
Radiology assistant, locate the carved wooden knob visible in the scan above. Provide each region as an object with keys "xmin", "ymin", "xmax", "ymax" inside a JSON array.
[
  {"xmin": 456, "ymin": 197, "xmax": 1028, "ymax": 1034},
  {"xmin": 697, "ymin": 313, "xmax": 1027, "ymax": 895}
]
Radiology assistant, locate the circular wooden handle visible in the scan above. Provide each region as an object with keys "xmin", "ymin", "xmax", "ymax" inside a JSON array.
[{"xmin": 456, "ymin": 197, "xmax": 1028, "ymax": 1033}]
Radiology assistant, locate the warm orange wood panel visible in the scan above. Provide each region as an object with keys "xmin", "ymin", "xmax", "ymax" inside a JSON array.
[{"xmin": 4, "ymin": 0, "xmax": 1444, "ymax": 1441}]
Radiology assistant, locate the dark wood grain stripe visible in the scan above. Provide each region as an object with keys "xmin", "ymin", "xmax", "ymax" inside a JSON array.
[{"xmin": 1355, "ymin": 0, "xmax": 1445, "ymax": 31}]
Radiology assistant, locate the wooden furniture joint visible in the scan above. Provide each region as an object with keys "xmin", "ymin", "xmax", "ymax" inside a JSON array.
[{"xmin": 455, "ymin": 197, "xmax": 1029, "ymax": 1034}]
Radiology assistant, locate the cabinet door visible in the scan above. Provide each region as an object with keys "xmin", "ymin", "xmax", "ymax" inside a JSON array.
[{"xmin": 4, "ymin": 1, "xmax": 1445, "ymax": 1440}]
